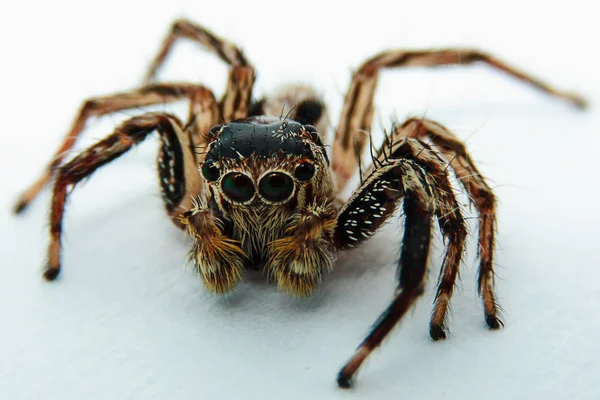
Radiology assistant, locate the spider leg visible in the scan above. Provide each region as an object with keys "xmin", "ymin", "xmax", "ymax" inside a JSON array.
[
  {"xmin": 334, "ymin": 137, "xmax": 467, "ymax": 386},
  {"xmin": 390, "ymin": 117, "xmax": 503, "ymax": 329},
  {"xmin": 143, "ymin": 19, "xmax": 255, "ymax": 121},
  {"xmin": 13, "ymin": 84, "xmax": 218, "ymax": 214},
  {"xmin": 334, "ymin": 156, "xmax": 438, "ymax": 388},
  {"xmin": 45, "ymin": 112, "xmax": 199, "ymax": 280},
  {"xmin": 338, "ymin": 196, "xmax": 431, "ymax": 389},
  {"xmin": 380, "ymin": 138, "xmax": 468, "ymax": 340},
  {"xmin": 332, "ymin": 48, "xmax": 587, "ymax": 191}
]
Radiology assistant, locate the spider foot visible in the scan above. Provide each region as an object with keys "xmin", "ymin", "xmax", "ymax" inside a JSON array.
[
  {"xmin": 13, "ymin": 198, "xmax": 29, "ymax": 215},
  {"xmin": 43, "ymin": 235, "xmax": 63, "ymax": 281},
  {"xmin": 563, "ymin": 92, "xmax": 588, "ymax": 110},
  {"xmin": 429, "ymin": 323, "xmax": 447, "ymax": 341},
  {"xmin": 336, "ymin": 371, "xmax": 353, "ymax": 389},
  {"xmin": 485, "ymin": 313, "xmax": 504, "ymax": 330},
  {"xmin": 481, "ymin": 280, "xmax": 504, "ymax": 330},
  {"xmin": 13, "ymin": 173, "xmax": 50, "ymax": 215},
  {"xmin": 43, "ymin": 266, "xmax": 60, "ymax": 281},
  {"xmin": 336, "ymin": 346, "xmax": 369, "ymax": 389}
]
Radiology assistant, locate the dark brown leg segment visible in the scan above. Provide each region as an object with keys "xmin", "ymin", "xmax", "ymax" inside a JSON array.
[
  {"xmin": 381, "ymin": 138, "xmax": 468, "ymax": 340},
  {"xmin": 337, "ymin": 167, "xmax": 434, "ymax": 388},
  {"xmin": 332, "ymin": 48, "xmax": 587, "ymax": 192},
  {"xmin": 392, "ymin": 118, "xmax": 503, "ymax": 330},
  {"xmin": 143, "ymin": 19, "xmax": 255, "ymax": 122},
  {"xmin": 45, "ymin": 113, "xmax": 197, "ymax": 280},
  {"xmin": 335, "ymin": 136, "xmax": 469, "ymax": 387},
  {"xmin": 13, "ymin": 84, "xmax": 217, "ymax": 214}
]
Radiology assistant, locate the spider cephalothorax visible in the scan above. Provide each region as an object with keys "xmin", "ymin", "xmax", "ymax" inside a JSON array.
[
  {"xmin": 13, "ymin": 19, "xmax": 585, "ymax": 388},
  {"xmin": 185, "ymin": 117, "xmax": 336, "ymax": 294}
]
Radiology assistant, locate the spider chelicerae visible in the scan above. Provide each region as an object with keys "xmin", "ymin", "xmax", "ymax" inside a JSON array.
[{"xmin": 13, "ymin": 19, "xmax": 585, "ymax": 388}]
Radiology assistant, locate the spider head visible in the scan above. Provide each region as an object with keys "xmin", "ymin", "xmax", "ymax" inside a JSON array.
[{"xmin": 201, "ymin": 117, "xmax": 332, "ymax": 207}]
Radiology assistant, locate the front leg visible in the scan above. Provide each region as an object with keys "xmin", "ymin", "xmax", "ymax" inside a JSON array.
[
  {"xmin": 180, "ymin": 200, "xmax": 245, "ymax": 294},
  {"xmin": 13, "ymin": 84, "xmax": 218, "ymax": 214},
  {"xmin": 266, "ymin": 203, "xmax": 337, "ymax": 296},
  {"xmin": 144, "ymin": 19, "xmax": 255, "ymax": 122}
]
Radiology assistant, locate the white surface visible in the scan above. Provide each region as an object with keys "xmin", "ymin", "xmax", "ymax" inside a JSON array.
[{"xmin": 1, "ymin": 1, "xmax": 599, "ymax": 399}]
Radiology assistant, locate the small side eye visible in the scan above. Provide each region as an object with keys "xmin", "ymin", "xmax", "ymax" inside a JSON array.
[
  {"xmin": 201, "ymin": 161, "xmax": 221, "ymax": 182},
  {"xmin": 221, "ymin": 172, "xmax": 255, "ymax": 203},
  {"xmin": 294, "ymin": 162, "xmax": 315, "ymax": 181},
  {"xmin": 259, "ymin": 172, "xmax": 294, "ymax": 203}
]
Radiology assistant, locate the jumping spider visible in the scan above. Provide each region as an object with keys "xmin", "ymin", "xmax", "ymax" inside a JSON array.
[{"xmin": 14, "ymin": 20, "xmax": 585, "ymax": 388}]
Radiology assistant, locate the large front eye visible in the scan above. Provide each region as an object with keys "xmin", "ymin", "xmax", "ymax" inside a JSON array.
[
  {"xmin": 259, "ymin": 172, "xmax": 294, "ymax": 203},
  {"xmin": 221, "ymin": 172, "xmax": 255, "ymax": 203}
]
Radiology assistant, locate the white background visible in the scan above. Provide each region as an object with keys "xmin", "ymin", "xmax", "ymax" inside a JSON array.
[{"xmin": 1, "ymin": 1, "xmax": 599, "ymax": 399}]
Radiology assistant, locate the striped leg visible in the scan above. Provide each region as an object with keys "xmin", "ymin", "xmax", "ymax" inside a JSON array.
[
  {"xmin": 335, "ymin": 159, "xmax": 435, "ymax": 388},
  {"xmin": 13, "ymin": 84, "xmax": 218, "ymax": 214},
  {"xmin": 334, "ymin": 141, "xmax": 467, "ymax": 387},
  {"xmin": 45, "ymin": 113, "xmax": 200, "ymax": 280},
  {"xmin": 338, "ymin": 195, "xmax": 432, "ymax": 389},
  {"xmin": 382, "ymin": 138, "xmax": 468, "ymax": 340},
  {"xmin": 391, "ymin": 117, "xmax": 503, "ymax": 329},
  {"xmin": 143, "ymin": 19, "xmax": 255, "ymax": 121},
  {"xmin": 332, "ymin": 48, "xmax": 587, "ymax": 192}
]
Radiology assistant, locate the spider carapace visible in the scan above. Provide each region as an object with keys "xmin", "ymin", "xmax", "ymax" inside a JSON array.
[{"xmin": 13, "ymin": 19, "xmax": 585, "ymax": 388}]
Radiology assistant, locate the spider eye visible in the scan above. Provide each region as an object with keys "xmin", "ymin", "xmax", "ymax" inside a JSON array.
[
  {"xmin": 221, "ymin": 172, "xmax": 255, "ymax": 203},
  {"xmin": 201, "ymin": 161, "xmax": 221, "ymax": 182},
  {"xmin": 294, "ymin": 162, "xmax": 315, "ymax": 181},
  {"xmin": 259, "ymin": 172, "xmax": 294, "ymax": 203}
]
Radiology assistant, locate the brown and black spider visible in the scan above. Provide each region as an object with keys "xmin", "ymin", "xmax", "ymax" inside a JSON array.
[{"xmin": 13, "ymin": 19, "xmax": 585, "ymax": 388}]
